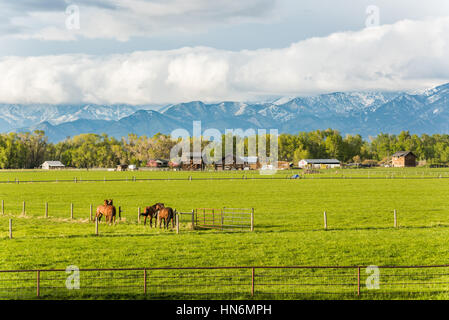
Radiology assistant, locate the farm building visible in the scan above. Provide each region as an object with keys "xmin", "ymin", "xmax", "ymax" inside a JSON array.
[
  {"xmin": 277, "ymin": 161, "xmax": 292, "ymax": 170},
  {"xmin": 392, "ymin": 151, "xmax": 417, "ymax": 167},
  {"xmin": 147, "ymin": 159, "xmax": 169, "ymax": 168},
  {"xmin": 298, "ymin": 159, "xmax": 341, "ymax": 169},
  {"xmin": 180, "ymin": 152, "xmax": 205, "ymax": 170},
  {"xmin": 41, "ymin": 161, "xmax": 65, "ymax": 170},
  {"xmin": 214, "ymin": 154, "xmax": 246, "ymax": 170}
]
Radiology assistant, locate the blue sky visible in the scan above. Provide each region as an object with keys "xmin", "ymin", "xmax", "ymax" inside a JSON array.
[{"xmin": 0, "ymin": 0, "xmax": 449, "ymax": 104}]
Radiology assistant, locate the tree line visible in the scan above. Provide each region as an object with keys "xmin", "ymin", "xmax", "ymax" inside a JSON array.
[{"xmin": 0, "ymin": 129, "xmax": 448, "ymax": 169}]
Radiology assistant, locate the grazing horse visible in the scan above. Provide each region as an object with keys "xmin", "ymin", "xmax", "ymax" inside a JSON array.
[
  {"xmin": 95, "ymin": 199, "xmax": 116, "ymax": 224},
  {"xmin": 140, "ymin": 203, "xmax": 162, "ymax": 227},
  {"xmin": 155, "ymin": 203, "xmax": 176, "ymax": 229}
]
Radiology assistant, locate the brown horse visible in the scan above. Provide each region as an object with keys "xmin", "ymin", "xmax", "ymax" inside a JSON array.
[
  {"xmin": 95, "ymin": 199, "xmax": 116, "ymax": 224},
  {"xmin": 140, "ymin": 203, "xmax": 162, "ymax": 227},
  {"xmin": 155, "ymin": 203, "xmax": 176, "ymax": 229}
]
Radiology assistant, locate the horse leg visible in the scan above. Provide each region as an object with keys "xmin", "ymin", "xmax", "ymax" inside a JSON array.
[{"xmin": 144, "ymin": 216, "xmax": 147, "ymax": 226}]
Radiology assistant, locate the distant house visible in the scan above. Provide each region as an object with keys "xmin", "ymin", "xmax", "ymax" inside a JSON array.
[
  {"xmin": 41, "ymin": 161, "xmax": 65, "ymax": 170},
  {"xmin": 392, "ymin": 151, "xmax": 417, "ymax": 167},
  {"xmin": 298, "ymin": 159, "xmax": 341, "ymax": 169},
  {"xmin": 147, "ymin": 159, "xmax": 169, "ymax": 168}
]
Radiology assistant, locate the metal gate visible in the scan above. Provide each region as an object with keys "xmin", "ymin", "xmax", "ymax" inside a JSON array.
[{"xmin": 194, "ymin": 207, "xmax": 254, "ymax": 231}]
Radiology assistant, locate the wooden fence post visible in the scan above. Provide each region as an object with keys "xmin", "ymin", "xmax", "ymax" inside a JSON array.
[
  {"xmin": 70, "ymin": 203, "xmax": 74, "ymax": 220},
  {"xmin": 9, "ymin": 219, "xmax": 12, "ymax": 239},
  {"xmin": 45, "ymin": 203, "xmax": 48, "ymax": 218},
  {"xmin": 36, "ymin": 270, "xmax": 40, "ymax": 297},
  {"xmin": 221, "ymin": 208, "xmax": 224, "ymax": 231},
  {"xmin": 191, "ymin": 209, "xmax": 195, "ymax": 230},
  {"xmin": 251, "ymin": 267, "xmax": 255, "ymax": 297},
  {"xmin": 90, "ymin": 204, "xmax": 93, "ymax": 221},
  {"xmin": 357, "ymin": 267, "xmax": 361, "ymax": 297},
  {"xmin": 144, "ymin": 268, "xmax": 147, "ymax": 294},
  {"xmin": 251, "ymin": 208, "xmax": 254, "ymax": 232},
  {"xmin": 22, "ymin": 201, "xmax": 26, "ymax": 215},
  {"xmin": 176, "ymin": 213, "xmax": 179, "ymax": 234},
  {"xmin": 95, "ymin": 217, "xmax": 99, "ymax": 235},
  {"xmin": 394, "ymin": 209, "xmax": 397, "ymax": 228},
  {"xmin": 324, "ymin": 211, "xmax": 327, "ymax": 230}
]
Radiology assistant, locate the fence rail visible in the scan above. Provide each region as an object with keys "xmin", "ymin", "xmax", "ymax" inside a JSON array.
[{"xmin": 0, "ymin": 265, "xmax": 449, "ymax": 299}]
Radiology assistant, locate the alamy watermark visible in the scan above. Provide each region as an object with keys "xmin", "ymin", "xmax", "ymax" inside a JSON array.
[
  {"xmin": 170, "ymin": 121, "xmax": 279, "ymax": 175},
  {"xmin": 65, "ymin": 265, "xmax": 80, "ymax": 290},
  {"xmin": 365, "ymin": 5, "xmax": 380, "ymax": 28},
  {"xmin": 365, "ymin": 265, "xmax": 380, "ymax": 289},
  {"xmin": 65, "ymin": 4, "xmax": 80, "ymax": 30}
]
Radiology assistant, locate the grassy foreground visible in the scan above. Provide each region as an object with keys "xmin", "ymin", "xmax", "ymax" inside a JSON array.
[{"xmin": 1, "ymin": 169, "xmax": 449, "ymax": 299}]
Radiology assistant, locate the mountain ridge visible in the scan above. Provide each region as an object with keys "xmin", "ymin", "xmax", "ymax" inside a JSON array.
[{"xmin": 3, "ymin": 83, "xmax": 449, "ymax": 142}]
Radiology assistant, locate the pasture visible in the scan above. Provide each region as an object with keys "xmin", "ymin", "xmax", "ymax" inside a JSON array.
[{"xmin": 1, "ymin": 168, "xmax": 449, "ymax": 299}]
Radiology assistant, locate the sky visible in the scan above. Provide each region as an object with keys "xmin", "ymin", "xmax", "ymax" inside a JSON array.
[{"xmin": 1, "ymin": 0, "xmax": 449, "ymax": 104}]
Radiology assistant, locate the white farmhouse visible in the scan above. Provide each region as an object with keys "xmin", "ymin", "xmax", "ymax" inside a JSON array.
[{"xmin": 41, "ymin": 161, "xmax": 65, "ymax": 170}]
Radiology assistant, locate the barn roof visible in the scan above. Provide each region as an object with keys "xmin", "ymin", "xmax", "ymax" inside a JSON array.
[
  {"xmin": 392, "ymin": 151, "xmax": 416, "ymax": 157},
  {"xmin": 42, "ymin": 161, "xmax": 65, "ymax": 167},
  {"xmin": 301, "ymin": 159, "xmax": 340, "ymax": 164}
]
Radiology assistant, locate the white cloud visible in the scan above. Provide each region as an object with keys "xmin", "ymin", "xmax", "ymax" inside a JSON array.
[
  {"xmin": 1, "ymin": 0, "xmax": 279, "ymax": 41},
  {"xmin": 1, "ymin": 17, "xmax": 449, "ymax": 104}
]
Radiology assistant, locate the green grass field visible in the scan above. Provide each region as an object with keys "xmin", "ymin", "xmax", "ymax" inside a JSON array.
[{"xmin": 1, "ymin": 168, "xmax": 449, "ymax": 299}]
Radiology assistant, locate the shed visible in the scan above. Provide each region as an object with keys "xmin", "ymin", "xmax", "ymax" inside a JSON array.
[
  {"xmin": 41, "ymin": 161, "xmax": 65, "ymax": 170},
  {"xmin": 392, "ymin": 151, "xmax": 417, "ymax": 167},
  {"xmin": 298, "ymin": 159, "xmax": 341, "ymax": 169}
]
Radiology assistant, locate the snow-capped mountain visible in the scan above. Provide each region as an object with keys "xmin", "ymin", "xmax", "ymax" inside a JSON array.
[
  {"xmin": 0, "ymin": 104, "xmax": 161, "ymax": 132},
  {"xmin": 3, "ymin": 82, "xmax": 449, "ymax": 142}
]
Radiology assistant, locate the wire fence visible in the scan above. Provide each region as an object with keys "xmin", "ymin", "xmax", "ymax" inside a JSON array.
[
  {"xmin": 2, "ymin": 170, "xmax": 449, "ymax": 184},
  {"xmin": 1, "ymin": 265, "xmax": 449, "ymax": 299}
]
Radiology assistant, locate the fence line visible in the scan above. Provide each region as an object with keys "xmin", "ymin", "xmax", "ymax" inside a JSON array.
[
  {"xmin": 1, "ymin": 175, "xmax": 449, "ymax": 184},
  {"xmin": 1, "ymin": 265, "xmax": 449, "ymax": 299}
]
